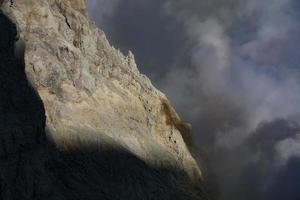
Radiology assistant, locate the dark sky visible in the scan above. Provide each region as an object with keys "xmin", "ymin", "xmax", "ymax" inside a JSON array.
[{"xmin": 86, "ymin": 1, "xmax": 300, "ymax": 199}]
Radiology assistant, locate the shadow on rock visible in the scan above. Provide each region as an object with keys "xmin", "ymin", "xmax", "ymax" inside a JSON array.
[{"xmin": 0, "ymin": 12, "xmax": 208, "ymax": 200}]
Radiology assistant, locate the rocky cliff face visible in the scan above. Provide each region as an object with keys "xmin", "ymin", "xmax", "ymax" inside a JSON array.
[{"xmin": 0, "ymin": 0, "xmax": 208, "ymax": 199}]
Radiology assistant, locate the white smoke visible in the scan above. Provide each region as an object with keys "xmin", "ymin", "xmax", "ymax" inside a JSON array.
[
  {"xmin": 276, "ymin": 134, "xmax": 300, "ymax": 166},
  {"xmin": 162, "ymin": 0, "xmax": 300, "ymax": 144}
]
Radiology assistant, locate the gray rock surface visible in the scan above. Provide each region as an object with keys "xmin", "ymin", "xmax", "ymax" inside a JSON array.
[{"xmin": 0, "ymin": 0, "xmax": 209, "ymax": 199}]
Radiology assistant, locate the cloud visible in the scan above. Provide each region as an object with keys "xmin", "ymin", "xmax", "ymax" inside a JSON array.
[
  {"xmin": 86, "ymin": 0, "xmax": 300, "ymax": 199},
  {"xmin": 276, "ymin": 134, "xmax": 300, "ymax": 166},
  {"xmin": 161, "ymin": 1, "xmax": 300, "ymax": 198}
]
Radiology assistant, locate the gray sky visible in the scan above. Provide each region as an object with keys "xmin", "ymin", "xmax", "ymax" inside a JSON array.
[{"xmin": 86, "ymin": 1, "xmax": 300, "ymax": 199}]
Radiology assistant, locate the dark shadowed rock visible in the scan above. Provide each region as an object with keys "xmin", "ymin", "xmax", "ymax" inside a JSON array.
[{"xmin": 0, "ymin": 0, "xmax": 209, "ymax": 199}]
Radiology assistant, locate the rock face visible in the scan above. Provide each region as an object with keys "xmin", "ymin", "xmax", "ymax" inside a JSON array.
[{"xmin": 0, "ymin": 0, "xmax": 208, "ymax": 199}]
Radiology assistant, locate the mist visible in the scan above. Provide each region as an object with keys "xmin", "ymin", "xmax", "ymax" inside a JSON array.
[{"xmin": 86, "ymin": 0, "xmax": 300, "ymax": 199}]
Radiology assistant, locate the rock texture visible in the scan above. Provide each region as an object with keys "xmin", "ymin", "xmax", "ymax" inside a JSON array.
[{"xmin": 0, "ymin": 0, "xmax": 208, "ymax": 199}]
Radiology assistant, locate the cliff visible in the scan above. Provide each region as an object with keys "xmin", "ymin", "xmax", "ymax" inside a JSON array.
[{"xmin": 0, "ymin": 0, "xmax": 208, "ymax": 199}]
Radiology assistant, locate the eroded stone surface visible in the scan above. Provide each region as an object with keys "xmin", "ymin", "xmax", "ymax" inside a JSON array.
[{"xmin": 0, "ymin": 0, "xmax": 205, "ymax": 198}]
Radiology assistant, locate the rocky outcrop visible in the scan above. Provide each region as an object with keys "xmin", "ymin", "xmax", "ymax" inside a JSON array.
[{"xmin": 0, "ymin": 0, "xmax": 208, "ymax": 199}]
